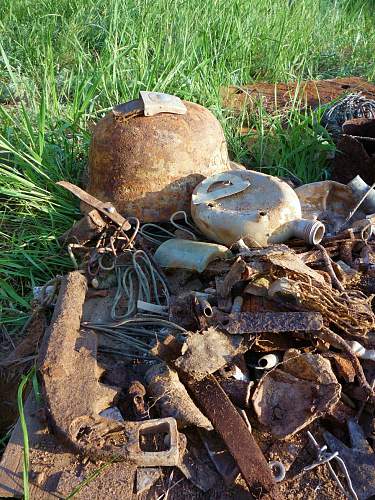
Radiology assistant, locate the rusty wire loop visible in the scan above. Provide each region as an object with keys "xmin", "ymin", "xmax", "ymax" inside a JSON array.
[
  {"xmin": 304, "ymin": 432, "xmax": 358, "ymax": 500},
  {"xmin": 78, "ymin": 216, "xmax": 176, "ymax": 357},
  {"xmin": 82, "ymin": 217, "xmax": 141, "ymax": 276}
]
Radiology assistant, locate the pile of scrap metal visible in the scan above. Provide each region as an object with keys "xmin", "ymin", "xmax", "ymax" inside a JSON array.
[{"xmin": 3, "ymin": 91, "xmax": 375, "ymax": 500}]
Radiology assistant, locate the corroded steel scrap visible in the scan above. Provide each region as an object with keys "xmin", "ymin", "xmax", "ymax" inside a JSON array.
[
  {"xmin": 58, "ymin": 209, "xmax": 107, "ymax": 245},
  {"xmin": 173, "ymin": 327, "xmax": 244, "ymax": 381},
  {"xmin": 187, "ymin": 375, "xmax": 281, "ymax": 499},
  {"xmin": 57, "ymin": 181, "xmax": 131, "ymax": 230},
  {"xmin": 126, "ymin": 380, "xmax": 148, "ymax": 421},
  {"xmin": 222, "ymin": 311, "xmax": 323, "ymax": 335},
  {"xmin": 86, "ymin": 99, "xmax": 232, "ymax": 222},
  {"xmin": 145, "ymin": 363, "xmax": 213, "ymax": 430},
  {"xmin": 39, "ymin": 271, "xmax": 181, "ymax": 466},
  {"xmin": 252, "ymin": 351, "xmax": 341, "ymax": 439}
]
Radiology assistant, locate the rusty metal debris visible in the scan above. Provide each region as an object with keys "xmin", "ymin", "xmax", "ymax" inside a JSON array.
[
  {"xmin": 186, "ymin": 375, "xmax": 280, "ymax": 498},
  {"xmin": 252, "ymin": 351, "xmax": 341, "ymax": 439},
  {"xmin": 57, "ymin": 181, "xmax": 131, "ymax": 230},
  {"xmin": 221, "ymin": 311, "xmax": 323, "ymax": 335},
  {"xmin": 6, "ymin": 87, "xmax": 375, "ymax": 500},
  {"xmin": 39, "ymin": 271, "xmax": 182, "ymax": 466},
  {"xmin": 126, "ymin": 380, "xmax": 148, "ymax": 421},
  {"xmin": 173, "ymin": 327, "xmax": 245, "ymax": 381},
  {"xmin": 86, "ymin": 96, "xmax": 232, "ymax": 222},
  {"xmin": 58, "ymin": 209, "xmax": 107, "ymax": 245},
  {"xmin": 145, "ymin": 363, "xmax": 213, "ymax": 430}
]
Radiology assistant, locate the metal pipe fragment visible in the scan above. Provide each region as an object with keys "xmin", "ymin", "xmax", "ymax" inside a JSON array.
[
  {"xmin": 256, "ymin": 353, "xmax": 280, "ymax": 370},
  {"xmin": 196, "ymin": 296, "xmax": 213, "ymax": 318}
]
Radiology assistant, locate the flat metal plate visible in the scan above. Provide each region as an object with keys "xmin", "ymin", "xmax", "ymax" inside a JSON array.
[{"xmin": 140, "ymin": 91, "xmax": 187, "ymax": 116}]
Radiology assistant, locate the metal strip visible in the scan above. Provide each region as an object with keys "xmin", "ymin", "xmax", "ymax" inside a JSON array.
[
  {"xmin": 187, "ymin": 375, "xmax": 281, "ymax": 498},
  {"xmin": 223, "ymin": 311, "xmax": 323, "ymax": 335},
  {"xmin": 57, "ymin": 181, "xmax": 131, "ymax": 230}
]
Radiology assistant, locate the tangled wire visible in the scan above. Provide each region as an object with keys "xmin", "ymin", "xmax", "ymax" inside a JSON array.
[
  {"xmin": 111, "ymin": 249, "xmax": 170, "ymax": 321},
  {"xmin": 282, "ymin": 271, "xmax": 375, "ymax": 339},
  {"xmin": 322, "ymin": 92, "xmax": 375, "ymax": 136}
]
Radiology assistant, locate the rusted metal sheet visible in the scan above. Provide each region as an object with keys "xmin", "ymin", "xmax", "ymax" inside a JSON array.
[
  {"xmin": 222, "ymin": 311, "xmax": 323, "ymax": 335},
  {"xmin": 57, "ymin": 181, "xmax": 131, "ymax": 230},
  {"xmin": 174, "ymin": 327, "xmax": 243, "ymax": 381},
  {"xmin": 253, "ymin": 351, "xmax": 341, "ymax": 439},
  {"xmin": 145, "ymin": 363, "xmax": 213, "ymax": 430},
  {"xmin": 221, "ymin": 77, "xmax": 375, "ymax": 117},
  {"xmin": 216, "ymin": 257, "xmax": 250, "ymax": 312},
  {"xmin": 187, "ymin": 375, "xmax": 280, "ymax": 499},
  {"xmin": 218, "ymin": 379, "xmax": 253, "ymax": 408}
]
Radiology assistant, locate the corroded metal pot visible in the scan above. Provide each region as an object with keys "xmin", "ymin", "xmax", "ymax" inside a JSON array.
[{"xmin": 86, "ymin": 97, "xmax": 231, "ymax": 222}]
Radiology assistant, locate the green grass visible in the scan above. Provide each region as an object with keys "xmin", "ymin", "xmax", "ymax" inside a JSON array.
[
  {"xmin": 17, "ymin": 366, "xmax": 37, "ymax": 500},
  {"xmin": 64, "ymin": 460, "xmax": 115, "ymax": 499},
  {"xmin": 0, "ymin": 0, "xmax": 375, "ymax": 329}
]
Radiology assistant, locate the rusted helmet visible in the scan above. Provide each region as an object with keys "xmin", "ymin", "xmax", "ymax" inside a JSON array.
[{"xmin": 86, "ymin": 92, "xmax": 231, "ymax": 222}]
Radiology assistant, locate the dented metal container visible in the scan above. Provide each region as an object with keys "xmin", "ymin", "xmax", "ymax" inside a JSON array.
[
  {"xmin": 191, "ymin": 170, "xmax": 325, "ymax": 247},
  {"xmin": 86, "ymin": 92, "xmax": 232, "ymax": 222}
]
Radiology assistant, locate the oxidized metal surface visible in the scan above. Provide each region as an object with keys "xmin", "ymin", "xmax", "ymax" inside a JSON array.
[
  {"xmin": 39, "ymin": 272, "xmax": 181, "ymax": 466},
  {"xmin": 187, "ymin": 375, "xmax": 280, "ymax": 498},
  {"xmin": 295, "ymin": 180, "xmax": 358, "ymax": 235},
  {"xmin": 87, "ymin": 101, "xmax": 231, "ymax": 222},
  {"xmin": 221, "ymin": 77, "xmax": 375, "ymax": 117},
  {"xmin": 57, "ymin": 181, "xmax": 131, "ymax": 230},
  {"xmin": 253, "ymin": 351, "xmax": 341, "ymax": 439},
  {"xmin": 58, "ymin": 209, "xmax": 106, "ymax": 245},
  {"xmin": 173, "ymin": 327, "xmax": 243, "ymax": 381},
  {"xmin": 223, "ymin": 311, "xmax": 323, "ymax": 335}
]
